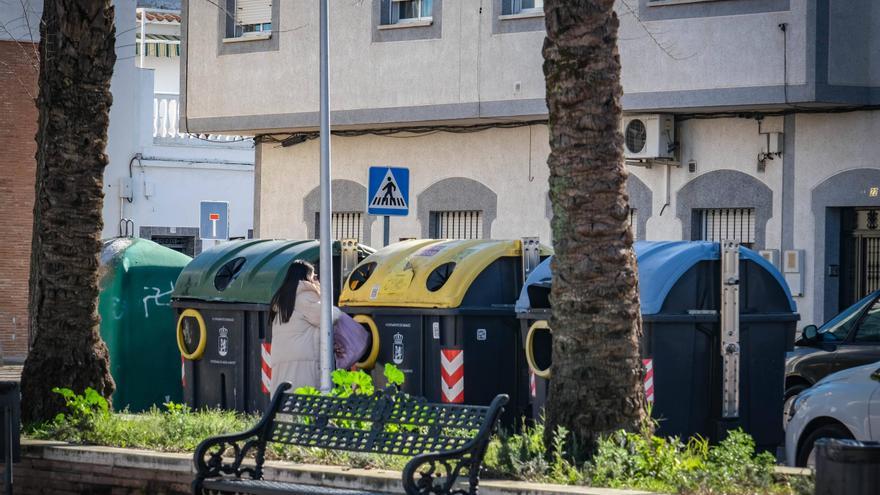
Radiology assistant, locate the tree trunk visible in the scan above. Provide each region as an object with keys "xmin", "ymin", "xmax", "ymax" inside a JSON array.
[
  {"xmin": 542, "ymin": 0, "xmax": 648, "ymax": 456},
  {"xmin": 21, "ymin": 0, "xmax": 116, "ymax": 424}
]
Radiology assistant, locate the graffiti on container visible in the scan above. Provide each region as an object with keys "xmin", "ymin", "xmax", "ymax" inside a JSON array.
[
  {"xmin": 143, "ymin": 282, "xmax": 175, "ymax": 318},
  {"xmin": 112, "ymin": 297, "xmax": 127, "ymax": 320}
]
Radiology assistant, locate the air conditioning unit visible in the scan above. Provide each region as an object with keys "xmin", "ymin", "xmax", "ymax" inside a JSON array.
[{"xmin": 623, "ymin": 114, "xmax": 675, "ymax": 160}]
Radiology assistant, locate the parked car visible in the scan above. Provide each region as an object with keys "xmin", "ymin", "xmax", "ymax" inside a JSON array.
[
  {"xmin": 785, "ymin": 361, "xmax": 880, "ymax": 467},
  {"xmin": 785, "ymin": 290, "xmax": 880, "ymax": 412}
]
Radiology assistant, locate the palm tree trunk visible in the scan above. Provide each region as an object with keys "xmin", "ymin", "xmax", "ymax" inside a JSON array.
[
  {"xmin": 542, "ymin": 0, "xmax": 648, "ymax": 456},
  {"xmin": 21, "ymin": 0, "xmax": 116, "ymax": 423}
]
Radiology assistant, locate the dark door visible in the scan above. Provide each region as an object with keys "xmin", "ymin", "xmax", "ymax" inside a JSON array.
[{"xmin": 841, "ymin": 208, "xmax": 880, "ymax": 308}]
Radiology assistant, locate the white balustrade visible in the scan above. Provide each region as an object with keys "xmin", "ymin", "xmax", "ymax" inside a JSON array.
[{"xmin": 153, "ymin": 93, "xmax": 246, "ymax": 143}]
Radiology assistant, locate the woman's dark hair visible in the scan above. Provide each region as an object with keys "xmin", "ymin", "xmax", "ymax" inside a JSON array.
[{"xmin": 269, "ymin": 260, "xmax": 315, "ymax": 324}]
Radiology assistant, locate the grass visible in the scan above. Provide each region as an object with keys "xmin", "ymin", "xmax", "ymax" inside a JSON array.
[{"xmin": 25, "ymin": 386, "xmax": 813, "ymax": 495}]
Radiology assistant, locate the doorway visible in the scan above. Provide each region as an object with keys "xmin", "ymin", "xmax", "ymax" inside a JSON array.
[{"xmin": 840, "ymin": 208, "xmax": 880, "ymax": 308}]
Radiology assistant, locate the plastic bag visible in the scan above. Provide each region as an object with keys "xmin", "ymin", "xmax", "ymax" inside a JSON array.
[{"xmin": 333, "ymin": 312, "xmax": 370, "ymax": 370}]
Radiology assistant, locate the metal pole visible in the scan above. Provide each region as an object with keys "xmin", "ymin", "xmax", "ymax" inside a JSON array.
[
  {"xmin": 383, "ymin": 216, "xmax": 390, "ymax": 246},
  {"xmin": 318, "ymin": 0, "xmax": 334, "ymax": 393}
]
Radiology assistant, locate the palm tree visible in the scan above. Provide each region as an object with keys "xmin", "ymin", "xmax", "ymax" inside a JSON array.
[
  {"xmin": 20, "ymin": 0, "xmax": 116, "ymax": 423},
  {"xmin": 542, "ymin": 0, "xmax": 648, "ymax": 456}
]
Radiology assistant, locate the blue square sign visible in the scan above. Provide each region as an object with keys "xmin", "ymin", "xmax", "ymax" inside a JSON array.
[
  {"xmin": 368, "ymin": 167, "xmax": 409, "ymax": 216},
  {"xmin": 200, "ymin": 201, "xmax": 229, "ymax": 240}
]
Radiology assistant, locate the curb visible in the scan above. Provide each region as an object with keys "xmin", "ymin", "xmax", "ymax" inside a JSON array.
[{"xmin": 19, "ymin": 439, "xmax": 659, "ymax": 495}]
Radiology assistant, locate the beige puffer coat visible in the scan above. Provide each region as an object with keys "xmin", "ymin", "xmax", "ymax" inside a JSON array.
[{"xmin": 269, "ymin": 281, "xmax": 340, "ymax": 394}]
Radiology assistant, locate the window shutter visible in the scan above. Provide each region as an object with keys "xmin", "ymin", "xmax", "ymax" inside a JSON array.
[
  {"xmin": 236, "ymin": 0, "xmax": 272, "ymax": 26},
  {"xmin": 380, "ymin": 0, "xmax": 391, "ymax": 25}
]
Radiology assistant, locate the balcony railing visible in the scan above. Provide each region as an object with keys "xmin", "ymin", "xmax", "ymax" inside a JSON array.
[{"xmin": 154, "ymin": 93, "xmax": 247, "ymax": 143}]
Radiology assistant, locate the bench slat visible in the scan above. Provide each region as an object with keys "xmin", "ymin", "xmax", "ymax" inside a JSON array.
[
  {"xmin": 268, "ymin": 421, "xmax": 472, "ymax": 455},
  {"xmin": 279, "ymin": 394, "xmax": 489, "ymax": 429}
]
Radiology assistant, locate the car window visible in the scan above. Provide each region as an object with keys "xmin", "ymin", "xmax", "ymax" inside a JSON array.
[
  {"xmin": 819, "ymin": 292, "xmax": 879, "ymax": 342},
  {"xmin": 854, "ymin": 299, "xmax": 880, "ymax": 343}
]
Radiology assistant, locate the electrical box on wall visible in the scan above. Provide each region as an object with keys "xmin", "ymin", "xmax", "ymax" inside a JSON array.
[
  {"xmin": 118, "ymin": 178, "xmax": 133, "ymax": 199},
  {"xmin": 783, "ymin": 249, "xmax": 805, "ymax": 297},
  {"xmin": 758, "ymin": 249, "xmax": 779, "ymax": 269}
]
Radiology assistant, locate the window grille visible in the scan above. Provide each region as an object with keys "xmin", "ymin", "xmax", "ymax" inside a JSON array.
[
  {"xmin": 696, "ymin": 208, "xmax": 756, "ymax": 248},
  {"xmin": 151, "ymin": 235, "xmax": 195, "ymax": 257},
  {"xmin": 628, "ymin": 208, "xmax": 638, "ymax": 236},
  {"xmin": 315, "ymin": 212, "xmax": 364, "ymax": 242},
  {"xmin": 431, "ymin": 211, "xmax": 483, "ymax": 240}
]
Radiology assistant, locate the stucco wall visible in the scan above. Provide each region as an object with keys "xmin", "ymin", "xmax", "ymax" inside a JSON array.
[
  {"xmin": 828, "ymin": 0, "xmax": 880, "ymax": 87},
  {"xmin": 183, "ymin": 0, "xmax": 813, "ymax": 133},
  {"xmin": 257, "ymin": 125, "xmax": 553, "ymax": 244}
]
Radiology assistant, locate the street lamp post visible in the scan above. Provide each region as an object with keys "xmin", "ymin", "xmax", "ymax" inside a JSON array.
[{"xmin": 318, "ymin": 0, "xmax": 334, "ymax": 393}]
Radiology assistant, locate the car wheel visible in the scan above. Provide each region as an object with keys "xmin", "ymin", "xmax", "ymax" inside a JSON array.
[
  {"xmin": 783, "ymin": 383, "xmax": 809, "ymax": 427},
  {"xmin": 796, "ymin": 423, "xmax": 854, "ymax": 468}
]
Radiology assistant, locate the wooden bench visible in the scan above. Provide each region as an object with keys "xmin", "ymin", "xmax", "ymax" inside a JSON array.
[{"xmin": 192, "ymin": 383, "xmax": 508, "ymax": 495}]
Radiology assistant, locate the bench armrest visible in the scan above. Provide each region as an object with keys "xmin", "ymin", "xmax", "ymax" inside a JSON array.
[
  {"xmin": 402, "ymin": 394, "xmax": 508, "ymax": 495},
  {"xmin": 192, "ymin": 383, "xmax": 292, "ymax": 487}
]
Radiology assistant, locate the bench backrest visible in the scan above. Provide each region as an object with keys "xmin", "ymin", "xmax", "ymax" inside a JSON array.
[{"xmin": 265, "ymin": 389, "xmax": 497, "ymax": 457}]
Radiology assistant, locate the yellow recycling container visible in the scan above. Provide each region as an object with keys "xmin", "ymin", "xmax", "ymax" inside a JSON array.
[{"xmin": 339, "ymin": 238, "xmax": 551, "ymax": 426}]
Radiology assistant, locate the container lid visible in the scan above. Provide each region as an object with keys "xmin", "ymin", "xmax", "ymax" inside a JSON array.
[
  {"xmin": 817, "ymin": 439, "xmax": 880, "ymax": 463},
  {"xmin": 100, "ymin": 237, "xmax": 192, "ymax": 271},
  {"xmin": 339, "ymin": 239, "xmax": 552, "ymax": 309},
  {"xmin": 171, "ymin": 239, "xmax": 373, "ymax": 304},
  {"xmin": 515, "ymin": 256, "xmax": 552, "ymax": 313},
  {"xmin": 636, "ymin": 241, "xmax": 795, "ymax": 315},
  {"xmin": 514, "ymin": 241, "xmax": 796, "ymax": 315}
]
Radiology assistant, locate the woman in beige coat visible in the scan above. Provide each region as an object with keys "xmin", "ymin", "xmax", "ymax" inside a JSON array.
[{"xmin": 268, "ymin": 260, "xmax": 340, "ymax": 394}]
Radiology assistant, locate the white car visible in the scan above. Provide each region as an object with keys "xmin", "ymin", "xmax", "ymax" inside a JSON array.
[{"xmin": 785, "ymin": 361, "xmax": 880, "ymax": 467}]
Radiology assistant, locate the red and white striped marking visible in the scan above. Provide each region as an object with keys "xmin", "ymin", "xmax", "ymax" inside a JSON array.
[
  {"xmin": 529, "ymin": 371, "xmax": 537, "ymax": 398},
  {"xmin": 440, "ymin": 348, "xmax": 464, "ymax": 403},
  {"xmin": 261, "ymin": 342, "xmax": 272, "ymax": 394},
  {"xmin": 643, "ymin": 358, "xmax": 654, "ymax": 404},
  {"xmin": 181, "ymin": 356, "xmax": 186, "ymax": 389}
]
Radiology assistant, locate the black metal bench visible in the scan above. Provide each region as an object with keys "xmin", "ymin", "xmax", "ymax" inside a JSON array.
[{"xmin": 192, "ymin": 383, "xmax": 508, "ymax": 495}]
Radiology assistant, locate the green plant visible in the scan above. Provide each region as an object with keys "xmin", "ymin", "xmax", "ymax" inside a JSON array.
[{"xmin": 48, "ymin": 387, "xmax": 110, "ymax": 441}]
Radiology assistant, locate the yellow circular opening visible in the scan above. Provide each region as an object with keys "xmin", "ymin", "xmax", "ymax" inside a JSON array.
[
  {"xmin": 526, "ymin": 320, "xmax": 552, "ymax": 379},
  {"xmin": 177, "ymin": 308, "xmax": 207, "ymax": 361},
  {"xmin": 353, "ymin": 314, "xmax": 380, "ymax": 370}
]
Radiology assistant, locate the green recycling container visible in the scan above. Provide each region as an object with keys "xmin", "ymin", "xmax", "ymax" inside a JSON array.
[
  {"xmin": 171, "ymin": 239, "xmax": 373, "ymax": 413},
  {"xmin": 98, "ymin": 238, "xmax": 192, "ymax": 411}
]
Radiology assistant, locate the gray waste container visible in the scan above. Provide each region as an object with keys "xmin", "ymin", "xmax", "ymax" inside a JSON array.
[
  {"xmin": 517, "ymin": 241, "xmax": 799, "ymax": 452},
  {"xmin": 816, "ymin": 439, "xmax": 880, "ymax": 495}
]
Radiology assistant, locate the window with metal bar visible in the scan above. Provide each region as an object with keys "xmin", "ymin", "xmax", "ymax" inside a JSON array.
[
  {"xmin": 628, "ymin": 208, "xmax": 638, "ymax": 238},
  {"xmin": 695, "ymin": 208, "xmax": 755, "ymax": 248},
  {"xmin": 151, "ymin": 235, "xmax": 195, "ymax": 257},
  {"xmin": 382, "ymin": 0, "xmax": 432, "ymax": 25},
  {"xmin": 315, "ymin": 212, "xmax": 364, "ymax": 242},
  {"xmin": 431, "ymin": 211, "xmax": 483, "ymax": 240}
]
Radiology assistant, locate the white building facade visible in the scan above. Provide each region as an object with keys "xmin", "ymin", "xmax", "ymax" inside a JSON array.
[
  {"xmin": 106, "ymin": 0, "xmax": 255, "ymax": 255},
  {"xmin": 181, "ymin": 0, "xmax": 880, "ymax": 327}
]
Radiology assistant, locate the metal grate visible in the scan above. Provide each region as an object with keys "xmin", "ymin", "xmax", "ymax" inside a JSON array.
[
  {"xmin": 628, "ymin": 208, "xmax": 638, "ymax": 236},
  {"xmin": 860, "ymin": 237, "xmax": 880, "ymax": 295},
  {"xmin": 315, "ymin": 212, "xmax": 363, "ymax": 242},
  {"xmin": 151, "ymin": 235, "xmax": 195, "ymax": 256},
  {"xmin": 696, "ymin": 208, "xmax": 755, "ymax": 248},
  {"xmin": 432, "ymin": 211, "xmax": 483, "ymax": 240}
]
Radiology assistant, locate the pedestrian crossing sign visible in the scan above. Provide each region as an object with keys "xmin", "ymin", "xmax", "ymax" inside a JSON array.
[{"xmin": 368, "ymin": 167, "xmax": 409, "ymax": 216}]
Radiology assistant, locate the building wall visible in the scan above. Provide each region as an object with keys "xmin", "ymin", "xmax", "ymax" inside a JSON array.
[
  {"xmin": 183, "ymin": 0, "xmax": 816, "ymax": 134},
  {"xmin": 256, "ymin": 109, "xmax": 880, "ymax": 328},
  {"xmin": 0, "ymin": 40, "xmax": 38, "ymax": 361},
  {"xmin": 257, "ymin": 125, "xmax": 553, "ymax": 244}
]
